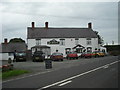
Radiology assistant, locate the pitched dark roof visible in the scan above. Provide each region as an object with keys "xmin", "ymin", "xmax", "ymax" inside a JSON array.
[
  {"xmin": 27, "ymin": 27, "xmax": 98, "ymax": 39},
  {"xmin": 0, "ymin": 42, "xmax": 27, "ymax": 53}
]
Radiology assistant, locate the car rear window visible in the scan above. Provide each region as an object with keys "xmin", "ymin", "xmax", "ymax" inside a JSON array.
[
  {"xmin": 52, "ymin": 53, "xmax": 63, "ymax": 55},
  {"xmin": 16, "ymin": 53, "xmax": 26, "ymax": 56},
  {"xmin": 34, "ymin": 51, "xmax": 43, "ymax": 55}
]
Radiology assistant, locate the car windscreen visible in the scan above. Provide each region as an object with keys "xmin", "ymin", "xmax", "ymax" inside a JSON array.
[
  {"xmin": 16, "ymin": 53, "xmax": 26, "ymax": 56},
  {"xmin": 69, "ymin": 52, "xmax": 77, "ymax": 54},
  {"xmin": 52, "ymin": 53, "xmax": 63, "ymax": 55},
  {"xmin": 34, "ymin": 51, "xmax": 43, "ymax": 55}
]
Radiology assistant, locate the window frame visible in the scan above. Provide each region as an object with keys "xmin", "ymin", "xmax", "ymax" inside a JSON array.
[
  {"xmin": 75, "ymin": 38, "xmax": 79, "ymax": 45},
  {"xmin": 36, "ymin": 39, "xmax": 41, "ymax": 46},
  {"xmin": 60, "ymin": 39, "xmax": 65, "ymax": 46},
  {"xmin": 86, "ymin": 38, "xmax": 91, "ymax": 45}
]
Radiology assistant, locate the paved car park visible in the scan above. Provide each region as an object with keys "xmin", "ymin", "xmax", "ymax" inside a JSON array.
[
  {"xmin": 2, "ymin": 55, "xmax": 118, "ymax": 81},
  {"xmin": 11, "ymin": 56, "xmax": 108, "ymax": 73}
]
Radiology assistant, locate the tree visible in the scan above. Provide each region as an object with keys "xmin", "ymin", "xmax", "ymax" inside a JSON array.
[
  {"xmin": 9, "ymin": 38, "xmax": 25, "ymax": 43},
  {"xmin": 94, "ymin": 31, "xmax": 104, "ymax": 45}
]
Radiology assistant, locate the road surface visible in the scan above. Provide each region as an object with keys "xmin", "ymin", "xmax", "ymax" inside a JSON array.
[{"xmin": 2, "ymin": 56, "xmax": 119, "ymax": 89}]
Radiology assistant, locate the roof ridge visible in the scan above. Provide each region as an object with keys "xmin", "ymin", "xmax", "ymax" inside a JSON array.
[{"xmin": 27, "ymin": 27, "xmax": 90, "ymax": 29}]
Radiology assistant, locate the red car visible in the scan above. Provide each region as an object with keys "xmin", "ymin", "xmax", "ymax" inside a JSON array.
[
  {"xmin": 80, "ymin": 52, "xmax": 86, "ymax": 58},
  {"xmin": 50, "ymin": 52, "xmax": 63, "ymax": 61},
  {"xmin": 66, "ymin": 52, "xmax": 78, "ymax": 59},
  {"xmin": 84, "ymin": 52, "xmax": 92, "ymax": 58}
]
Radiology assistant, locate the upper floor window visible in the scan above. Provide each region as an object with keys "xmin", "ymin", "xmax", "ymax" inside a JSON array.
[
  {"xmin": 60, "ymin": 39, "xmax": 65, "ymax": 46},
  {"xmin": 86, "ymin": 38, "xmax": 91, "ymax": 40},
  {"xmin": 86, "ymin": 38, "xmax": 91, "ymax": 45},
  {"xmin": 36, "ymin": 39, "xmax": 41, "ymax": 46},
  {"xmin": 87, "ymin": 40, "xmax": 91, "ymax": 45},
  {"xmin": 87, "ymin": 47, "xmax": 92, "ymax": 52},
  {"xmin": 75, "ymin": 38, "xmax": 79, "ymax": 45}
]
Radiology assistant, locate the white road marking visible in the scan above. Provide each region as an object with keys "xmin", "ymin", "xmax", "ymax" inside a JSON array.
[
  {"xmin": 103, "ymin": 65, "xmax": 109, "ymax": 68},
  {"xmin": 58, "ymin": 81, "xmax": 72, "ymax": 86},
  {"xmin": 39, "ymin": 60, "xmax": 120, "ymax": 90}
]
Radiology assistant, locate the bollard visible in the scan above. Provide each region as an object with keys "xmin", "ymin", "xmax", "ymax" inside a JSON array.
[{"xmin": 45, "ymin": 59, "xmax": 52, "ymax": 69}]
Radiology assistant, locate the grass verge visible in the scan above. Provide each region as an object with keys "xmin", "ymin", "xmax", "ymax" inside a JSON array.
[{"xmin": 1, "ymin": 69, "xmax": 30, "ymax": 79}]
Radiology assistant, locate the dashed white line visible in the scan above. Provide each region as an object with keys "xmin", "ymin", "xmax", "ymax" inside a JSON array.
[
  {"xmin": 58, "ymin": 81, "xmax": 72, "ymax": 86},
  {"xmin": 103, "ymin": 65, "xmax": 109, "ymax": 68},
  {"xmin": 39, "ymin": 60, "xmax": 120, "ymax": 90}
]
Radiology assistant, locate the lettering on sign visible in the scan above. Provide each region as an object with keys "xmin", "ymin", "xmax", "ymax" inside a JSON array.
[{"xmin": 47, "ymin": 39, "xmax": 60, "ymax": 44}]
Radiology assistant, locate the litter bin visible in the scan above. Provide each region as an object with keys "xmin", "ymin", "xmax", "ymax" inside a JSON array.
[{"xmin": 45, "ymin": 59, "xmax": 52, "ymax": 69}]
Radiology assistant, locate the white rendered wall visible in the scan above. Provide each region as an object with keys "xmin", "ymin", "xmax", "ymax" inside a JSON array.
[
  {"xmin": 0, "ymin": 53, "xmax": 14, "ymax": 60},
  {"xmin": 27, "ymin": 38, "xmax": 99, "ymax": 56}
]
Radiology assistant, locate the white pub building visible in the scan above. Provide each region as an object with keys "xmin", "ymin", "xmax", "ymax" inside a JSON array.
[{"xmin": 27, "ymin": 22, "xmax": 105, "ymax": 57}]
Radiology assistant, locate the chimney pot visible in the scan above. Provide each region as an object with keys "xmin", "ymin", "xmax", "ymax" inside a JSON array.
[
  {"xmin": 45, "ymin": 22, "xmax": 48, "ymax": 29},
  {"xmin": 31, "ymin": 22, "xmax": 35, "ymax": 28},
  {"xmin": 88, "ymin": 22, "xmax": 92, "ymax": 29}
]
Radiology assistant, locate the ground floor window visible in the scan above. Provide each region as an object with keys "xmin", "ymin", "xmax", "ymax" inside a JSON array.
[
  {"xmin": 76, "ymin": 48, "xmax": 82, "ymax": 53},
  {"xmin": 65, "ymin": 48, "xmax": 71, "ymax": 54},
  {"xmin": 87, "ymin": 47, "xmax": 92, "ymax": 52}
]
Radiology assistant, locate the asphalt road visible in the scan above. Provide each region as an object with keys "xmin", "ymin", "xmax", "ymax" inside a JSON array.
[{"xmin": 2, "ymin": 56, "xmax": 119, "ymax": 89}]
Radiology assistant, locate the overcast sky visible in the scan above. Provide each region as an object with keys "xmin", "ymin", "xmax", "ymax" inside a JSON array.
[{"xmin": 0, "ymin": 0, "xmax": 118, "ymax": 45}]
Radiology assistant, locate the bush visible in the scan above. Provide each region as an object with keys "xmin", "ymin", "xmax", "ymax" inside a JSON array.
[
  {"xmin": 109, "ymin": 51, "xmax": 120, "ymax": 56},
  {"xmin": 2, "ymin": 64, "xmax": 13, "ymax": 72}
]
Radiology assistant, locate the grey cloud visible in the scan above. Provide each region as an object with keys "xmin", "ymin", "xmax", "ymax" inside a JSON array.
[{"xmin": 1, "ymin": 2, "xmax": 118, "ymax": 44}]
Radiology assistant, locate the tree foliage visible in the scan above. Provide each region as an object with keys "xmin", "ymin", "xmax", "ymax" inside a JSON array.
[
  {"xmin": 94, "ymin": 31, "xmax": 104, "ymax": 45},
  {"xmin": 9, "ymin": 38, "xmax": 25, "ymax": 43}
]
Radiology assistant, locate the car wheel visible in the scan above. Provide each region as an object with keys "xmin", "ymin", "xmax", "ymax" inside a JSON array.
[
  {"xmin": 33, "ymin": 60, "xmax": 35, "ymax": 62},
  {"xmin": 61, "ymin": 59, "xmax": 63, "ymax": 61}
]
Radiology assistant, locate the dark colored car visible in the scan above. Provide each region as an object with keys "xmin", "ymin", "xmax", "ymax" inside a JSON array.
[
  {"xmin": 16, "ymin": 52, "xmax": 26, "ymax": 62},
  {"xmin": 32, "ymin": 51, "xmax": 45, "ymax": 62},
  {"xmin": 80, "ymin": 52, "xmax": 92, "ymax": 58},
  {"xmin": 66, "ymin": 52, "xmax": 78, "ymax": 59},
  {"xmin": 50, "ymin": 52, "xmax": 63, "ymax": 61}
]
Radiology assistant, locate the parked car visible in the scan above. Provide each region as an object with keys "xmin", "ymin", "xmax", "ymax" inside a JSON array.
[
  {"xmin": 84, "ymin": 52, "xmax": 92, "ymax": 58},
  {"xmin": 16, "ymin": 52, "xmax": 27, "ymax": 62},
  {"xmin": 92, "ymin": 51, "xmax": 105, "ymax": 57},
  {"xmin": 32, "ymin": 51, "xmax": 45, "ymax": 62},
  {"xmin": 80, "ymin": 52, "xmax": 86, "ymax": 58},
  {"xmin": 50, "ymin": 52, "xmax": 63, "ymax": 61},
  {"xmin": 66, "ymin": 52, "xmax": 78, "ymax": 59},
  {"xmin": 98, "ymin": 51, "xmax": 105, "ymax": 57}
]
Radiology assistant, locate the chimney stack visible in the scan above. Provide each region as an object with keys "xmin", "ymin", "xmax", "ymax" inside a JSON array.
[
  {"xmin": 4, "ymin": 38, "xmax": 8, "ymax": 44},
  {"xmin": 31, "ymin": 22, "xmax": 35, "ymax": 28},
  {"xmin": 88, "ymin": 22, "xmax": 92, "ymax": 29},
  {"xmin": 45, "ymin": 22, "xmax": 48, "ymax": 29}
]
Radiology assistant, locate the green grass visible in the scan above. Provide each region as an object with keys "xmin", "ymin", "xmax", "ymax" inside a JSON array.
[
  {"xmin": 2, "ymin": 69, "xmax": 30, "ymax": 79},
  {"xmin": 0, "ymin": 72, "xmax": 2, "ymax": 79}
]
